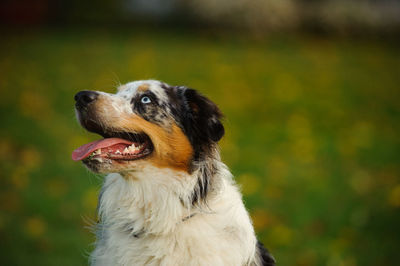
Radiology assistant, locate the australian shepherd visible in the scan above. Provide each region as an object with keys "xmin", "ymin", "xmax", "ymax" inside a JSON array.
[{"xmin": 72, "ymin": 80, "xmax": 275, "ymax": 266}]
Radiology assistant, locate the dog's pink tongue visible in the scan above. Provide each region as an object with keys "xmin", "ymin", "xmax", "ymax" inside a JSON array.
[{"xmin": 72, "ymin": 138, "xmax": 133, "ymax": 161}]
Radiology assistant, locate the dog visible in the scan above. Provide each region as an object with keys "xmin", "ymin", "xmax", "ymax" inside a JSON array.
[{"xmin": 72, "ymin": 80, "xmax": 275, "ymax": 266}]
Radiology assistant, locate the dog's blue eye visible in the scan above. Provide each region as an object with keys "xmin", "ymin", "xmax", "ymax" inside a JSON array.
[{"xmin": 141, "ymin": 96, "xmax": 151, "ymax": 104}]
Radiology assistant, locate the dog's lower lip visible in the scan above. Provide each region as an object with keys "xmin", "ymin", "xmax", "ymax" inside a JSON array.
[{"xmin": 110, "ymin": 150, "xmax": 152, "ymax": 161}]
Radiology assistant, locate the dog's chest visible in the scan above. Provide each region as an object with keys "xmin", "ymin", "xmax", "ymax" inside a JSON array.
[
  {"xmin": 91, "ymin": 173, "xmax": 257, "ymax": 266},
  {"xmin": 94, "ymin": 217, "xmax": 249, "ymax": 266}
]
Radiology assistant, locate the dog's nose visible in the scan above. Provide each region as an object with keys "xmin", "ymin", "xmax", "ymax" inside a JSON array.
[{"xmin": 74, "ymin": 91, "xmax": 99, "ymax": 107}]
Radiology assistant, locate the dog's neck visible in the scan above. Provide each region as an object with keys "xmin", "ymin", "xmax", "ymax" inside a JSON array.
[{"xmin": 96, "ymin": 156, "xmax": 227, "ymax": 237}]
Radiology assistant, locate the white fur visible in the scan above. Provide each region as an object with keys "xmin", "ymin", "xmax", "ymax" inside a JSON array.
[
  {"xmin": 117, "ymin": 80, "xmax": 168, "ymax": 103},
  {"xmin": 90, "ymin": 162, "xmax": 262, "ymax": 266}
]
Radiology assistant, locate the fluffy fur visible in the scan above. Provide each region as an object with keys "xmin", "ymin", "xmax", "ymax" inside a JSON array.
[{"xmin": 73, "ymin": 80, "xmax": 275, "ymax": 266}]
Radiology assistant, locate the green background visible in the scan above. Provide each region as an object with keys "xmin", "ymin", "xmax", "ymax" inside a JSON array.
[{"xmin": 1, "ymin": 29, "xmax": 399, "ymax": 265}]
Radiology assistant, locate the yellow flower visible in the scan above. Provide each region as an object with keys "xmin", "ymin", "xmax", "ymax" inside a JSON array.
[
  {"xmin": 270, "ymin": 224, "xmax": 293, "ymax": 245},
  {"xmin": 388, "ymin": 185, "xmax": 400, "ymax": 207},
  {"xmin": 291, "ymin": 136, "xmax": 315, "ymax": 164},
  {"xmin": 349, "ymin": 169, "xmax": 373, "ymax": 195},
  {"xmin": 237, "ymin": 173, "xmax": 260, "ymax": 196},
  {"xmin": 21, "ymin": 147, "xmax": 42, "ymax": 170},
  {"xmin": 251, "ymin": 208, "xmax": 273, "ymax": 230},
  {"xmin": 25, "ymin": 216, "xmax": 46, "ymax": 238}
]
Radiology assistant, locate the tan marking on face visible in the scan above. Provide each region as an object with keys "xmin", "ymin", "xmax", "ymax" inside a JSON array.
[
  {"xmin": 119, "ymin": 116, "xmax": 193, "ymax": 172},
  {"xmin": 146, "ymin": 124, "xmax": 193, "ymax": 172},
  {"xmin": 137, "ymin": 84, "xmax": 150, "ymax": 93},
  {"xmin": 92, "ymin": 96, "xmax": 193, "ymax": 172}
]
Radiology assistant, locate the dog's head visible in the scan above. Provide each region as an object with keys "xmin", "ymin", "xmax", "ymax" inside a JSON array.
[{"xmin": 72, "ymin": 80, "xmax": 224, "ymax": 174}]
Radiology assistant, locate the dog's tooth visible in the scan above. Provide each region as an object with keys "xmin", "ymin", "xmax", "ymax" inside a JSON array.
[
  {"xmin": 123, "ymin": 147, "xmax": 129, "ymax": 154},
  {"xmin": 134, "ymin": 145, "xmax": 139, "ymax": 151},
  {"xmin": 91, "ymin": 149, "xmax": 99, "ymax": 156},
  {"xmin": 115, "ymin": 150, "xmax": 121, "ymax": 154}
]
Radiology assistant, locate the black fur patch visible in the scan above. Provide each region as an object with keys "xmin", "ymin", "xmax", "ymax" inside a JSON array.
[
  {"xmin": 257, "ymin": 240, "xmax": 276, "ymax": 266},
  {"xmin": 181, "ymin": 88, "xmax": 224, "ymax": 144},
  {"xmin": 162, "ymin": 84, "xmax": 225, "ymax": 205},
  {"xmin": 164, "ymin": 85, "xmax": 224, "ymax": 162},
  {"xmin": 189, "ymin": 159, "xmax": 220, "ymax": 205}
]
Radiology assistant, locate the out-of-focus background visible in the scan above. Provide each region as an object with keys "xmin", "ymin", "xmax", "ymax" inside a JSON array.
[{"xmin": 1, "ymin": 0, "xmax": 399, "ymax": 265}]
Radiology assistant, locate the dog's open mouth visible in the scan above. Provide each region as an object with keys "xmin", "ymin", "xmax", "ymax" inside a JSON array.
[{"xmin": 72, "ymin": 132, "xmax": 153, "ymax": 162}]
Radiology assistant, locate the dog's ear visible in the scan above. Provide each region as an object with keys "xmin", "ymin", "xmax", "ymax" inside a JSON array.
[{"xmin": 180, "ymin": 88, "xmax": 224, "ymax": 147}]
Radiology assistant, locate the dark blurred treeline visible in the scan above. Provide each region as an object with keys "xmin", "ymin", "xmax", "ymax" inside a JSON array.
[{"xmin": 1, "ymin": 0, "xmax": 400, "ymax": 35}]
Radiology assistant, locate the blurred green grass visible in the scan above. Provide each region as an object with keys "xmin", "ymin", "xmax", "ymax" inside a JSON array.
[{"xmin": 0, "ymin": 29, "xmax": 399, "ymax": 266}]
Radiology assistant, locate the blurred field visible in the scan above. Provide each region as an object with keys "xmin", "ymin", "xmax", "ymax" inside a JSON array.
[{"xmin": 0, "ymin": 29, "xmax": 399, "ymax": 266}]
